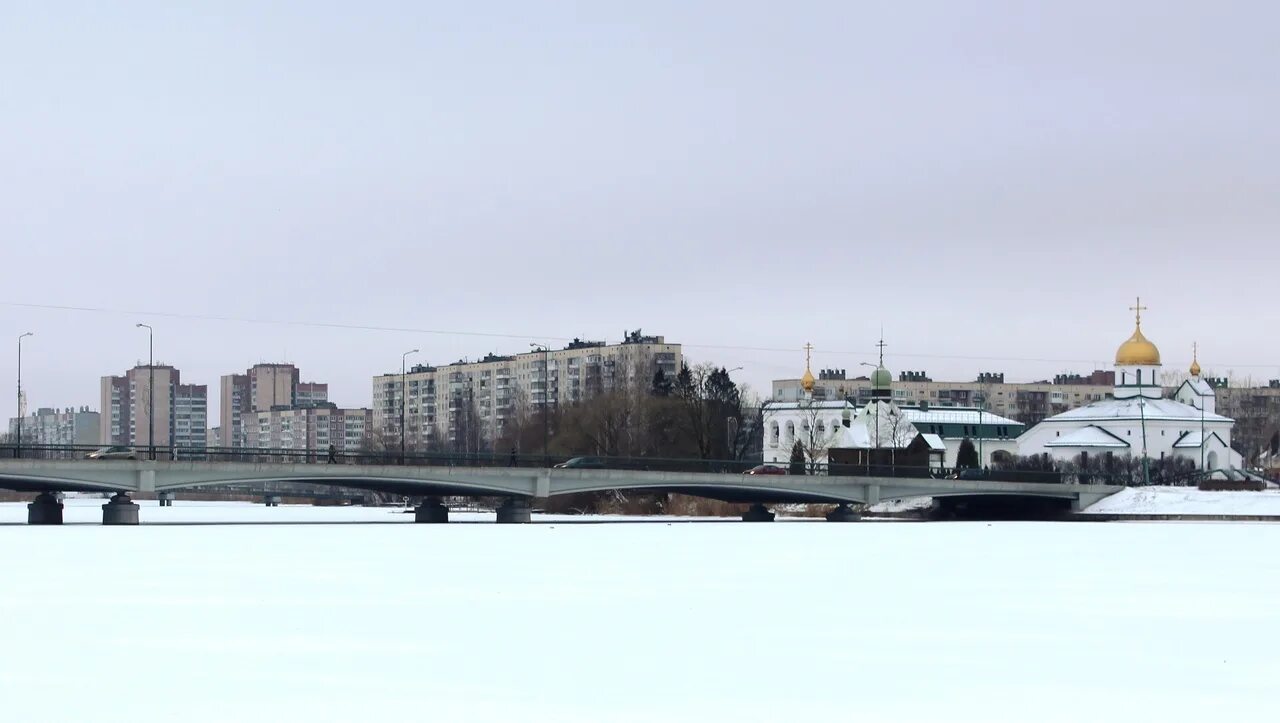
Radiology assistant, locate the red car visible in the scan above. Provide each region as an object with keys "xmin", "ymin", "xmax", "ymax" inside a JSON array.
[{"xmin": 743, "ymin": 464, "xmax": 787, "ymax": 475}]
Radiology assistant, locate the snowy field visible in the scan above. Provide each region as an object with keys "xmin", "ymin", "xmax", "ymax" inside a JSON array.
[
  {"xmin": 1083, "ymin": 486, "xmax": 1280, "ymax": 515},
  {"xmin": 2, "ymin": 501, "xmax": 1279, "ymax": 722}
]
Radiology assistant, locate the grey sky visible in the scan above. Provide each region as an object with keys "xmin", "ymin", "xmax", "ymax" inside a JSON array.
[{"xmin": 3, "ymin": 1, "xmax": 1278, "ymax": 420}]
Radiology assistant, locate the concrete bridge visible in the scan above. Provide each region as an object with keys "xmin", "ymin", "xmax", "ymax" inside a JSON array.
[{"xmin": 0, "ymin": 458, "xmax": 1123, "ymax": 525}]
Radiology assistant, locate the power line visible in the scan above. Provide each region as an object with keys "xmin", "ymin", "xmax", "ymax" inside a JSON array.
[{"xmin": 3, "ymin": 299, "xmax": 1277, "ymax": 370}]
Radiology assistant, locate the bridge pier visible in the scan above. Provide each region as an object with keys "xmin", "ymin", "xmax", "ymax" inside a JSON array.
[
  {"xmin": 27, "ymin": 492, "xmax": 64, "ymax": 525},
  {"xmin": 741, "ymin": 503, "xmax": 775, "ymax": 522},
  {"xmin": 414, "ymin": 497, "xmax": 449, "ymax": 523},
  {"xmin": 158, "ymin": 491, "xmax": 175, "ymax": 507},
  {"xmin": 102, "ymin": 493, "xmax": 140, "ymax": 525},
  {"xmin": 496, "ymin": 497, "xmax": 532, "ymax": 524},
  {"xmin": 825, "ymin": 503, "xmax": 860, "ymax": 522}
]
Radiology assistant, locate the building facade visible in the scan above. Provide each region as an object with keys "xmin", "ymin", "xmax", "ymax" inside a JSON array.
[
  {"xmin": 373, "ymin": 331, "xmax": 681, "ymax": 452},
  {"xmin": 100, "ymin": 365, "xmax": 207, "ymax": 454},
  {"xmin": 220, "ymin": 364, "xmax": 329, "ymax": 448},
  {"xmin": 773, "ymin": 371, "xmax": 1114, "ymax": 426},
  {"xmin": 8, "ymin": 407, "xmax": 100, "ymax": 446},
  {"xmin": 242, "ymin": 405, "xmax": 371, "ymax": 454}
]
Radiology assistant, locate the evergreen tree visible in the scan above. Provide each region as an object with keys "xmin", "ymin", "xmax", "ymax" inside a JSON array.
[
  {"xmin": 956, "ymin": 437, "xmax": 979, "ymax": 469},
  {"xmin": 651, "ymin": 369, "xmax": 673, "ymax": 397},
  {"xmin": 789, "ymin": 440, "xmax": 806, "ymax": 475}
]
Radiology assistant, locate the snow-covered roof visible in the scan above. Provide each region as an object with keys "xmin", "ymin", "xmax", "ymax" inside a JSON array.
[
  {"xmin": 1044, "ymin": 425, "xmax": 1130, "ymax": 449},
  {"xmin": 1041, "ymin": 397, "xmax": 1232, "ymax": 424},
  {"xmin": 1172, "ymin": 430, "xmax": 1229, "ymax": 449},
  {"xmin": 920, "ymin": 433, "xmax": 947, "ymax": 451},
  {"xmin": 764, "ymin": 400, "xmax": 854, "ymax": 412},
  {"xmin": 901, "ymin": 407, "xmax": 1022, "ymax": 426},
  {"xmin": 1177, "ymin": 379, "xmax": 1215, "ymax": 397}
]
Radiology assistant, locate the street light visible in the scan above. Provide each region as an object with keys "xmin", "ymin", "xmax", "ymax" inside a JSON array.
[
  {"xmin": 136, "ymin": 323, "xmax": 154, "ymax": 460},
  {"xmin": 531, "ymin": 343, "xmax": 550, "ymax": 466},
  {"xmin": 401, "ymin": 349, "xmax": 419, "ymax": 464},
  {"xmin": 16, "ymin": 332, "xmax": 32, "ymax": 455},
  {"xmin": 724, "ymin": 367, "xmax": 743, "ymax": 459}
]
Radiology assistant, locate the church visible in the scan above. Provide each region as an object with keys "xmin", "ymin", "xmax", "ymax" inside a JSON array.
[
  {"xmin": 1016, "ymin": 302, "xmax": 1241, "ymax": 472},
  {"xmin": 762, "ymin": 344, "xmax": 1022, "ymax": 471}
]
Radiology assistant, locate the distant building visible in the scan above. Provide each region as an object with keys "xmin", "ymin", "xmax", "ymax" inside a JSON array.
[
  {"xmin": 243, "ymin": 405, "xmax": 371, "ymax": 454},
  {"xmin": 100, "ymin": 365, "xmax": 207, "ymax": 455},
  {"xmin": 219, "ymin": 364, "xmax": 329, "ymax": 448},
  {"xmin": 8, "ymin": 407, "xmax": 100, "ymax": 446},
  {"xmin": 373, "ymin": 330, "xmax": 681, "ymax": 451},
  {"xmin": 774, "ymin": 367, "xmax": 1115, "ymax": 425}
]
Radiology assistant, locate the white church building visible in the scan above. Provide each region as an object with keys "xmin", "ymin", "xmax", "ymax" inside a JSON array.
[
  {"xmin": 1017, "ymin": 305, "xmax": 1241, "ymax": 471},
  {"xmin": 762, "ymin": 347, "xmax": 1022, "ymax": 470}
]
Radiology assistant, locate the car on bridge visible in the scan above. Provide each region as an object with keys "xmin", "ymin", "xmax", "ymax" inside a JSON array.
[
  {"xmin": 85, "ymin": 446, "xmax": 138, "ymax": 461},
  {"xmin": 554, "ymin": 456, "xmax": 607, "ymax": 469},
  {"xmin": 743, "ymin": 464, "xmax": 787, "ymax": 476}
]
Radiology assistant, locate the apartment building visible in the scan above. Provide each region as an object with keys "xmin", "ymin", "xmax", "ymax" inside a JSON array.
[
  {"xmin": 7, "ymin": 407, "xmax": 100, "ymax": 446},
  {"xmin": 100, "ymin": 365, "xmax": 208, "ymax": 453},
  {"xmin": 243, "ymin": 404, "xmax": 371, "ymax": 454},
  {"xmin": 219, "ymin": 364, "xmax": 329, "ymax": 448},
  {"xmin": 373, "ymin": 330, "xmax": 682, "ymax": 451},
  {"xmin": 773, "ymin": 369, "xmax": 1116, "ymax": 426}
]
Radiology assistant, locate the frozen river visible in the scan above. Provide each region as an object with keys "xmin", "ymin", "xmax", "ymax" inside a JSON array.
[{"xmin": 2, "ymin": 501, "xmax": 1277, "ymax": 722}]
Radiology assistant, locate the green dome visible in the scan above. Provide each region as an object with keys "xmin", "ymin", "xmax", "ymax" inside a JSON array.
[{"xmin": 871, "ymin": 365, "xmax": 892, "ymax": 389}]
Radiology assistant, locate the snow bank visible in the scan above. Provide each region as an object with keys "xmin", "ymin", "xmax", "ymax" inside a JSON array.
[{"xmin": 1083, "ymin": 486, "xmax": 1280, "ymax": 515}]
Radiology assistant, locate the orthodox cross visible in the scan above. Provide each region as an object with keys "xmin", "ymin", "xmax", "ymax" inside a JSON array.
[
  {"xmin": 804, "ymin": 342, "xmax": 813, "ymax": 371},
  {"xmin": 875, "ymin": 336, "xmax": 887, "ymax": 367},
  {"xmin": 1130, "ymin": 297, "xmax": 1147, "ymax": 326}
]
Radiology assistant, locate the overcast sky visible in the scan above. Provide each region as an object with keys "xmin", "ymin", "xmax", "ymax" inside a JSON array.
[{"xmin": 2, "ymin": 1, "xmax": 1278, "ymax": 421}]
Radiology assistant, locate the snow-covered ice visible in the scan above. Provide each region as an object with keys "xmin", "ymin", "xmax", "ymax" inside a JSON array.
[
  {"xmin": 2, "ymin": 500, "xmax": 1278, "ymax": 722},
  {"xmin": 1083, "ymin": 485, "xmax": 1280, "ymax": 515}
]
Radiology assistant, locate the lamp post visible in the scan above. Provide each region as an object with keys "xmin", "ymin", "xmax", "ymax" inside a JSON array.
[
  {"xmin": 401, "ymin": 349, "xmax": 418, "ymax": 464},
  {"xmin": 136, "ymin": 323, "xmax": 154, "ymax": 460},
  {"xmin": 16, "ymin": 332, "xmax": 32, "ymax": 455},
  {"xmin": 531, "ymin": 343, "xmax": 550, "ymax": 466},
  {"xmin": 724, "ymin": 366, "xmax": 743, "ymax": 459}
]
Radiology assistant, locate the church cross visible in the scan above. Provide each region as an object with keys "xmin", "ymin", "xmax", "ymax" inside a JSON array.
[
  {"xmin": 1130, "ymin": 297, "xmax": 1147, "ymax": 326},
  {"xmin": 804, "ymin": 342, "xmax": 813, "ymax": 371},
  {"xmin": 875, "ymin": 336, "xmax": 887, "ymax": 366}
]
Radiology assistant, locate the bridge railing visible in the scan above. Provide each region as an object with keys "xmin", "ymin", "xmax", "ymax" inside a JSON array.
[{"xmin": 0, "ymin": 444, "xmax": 1131, "ymax": 485}]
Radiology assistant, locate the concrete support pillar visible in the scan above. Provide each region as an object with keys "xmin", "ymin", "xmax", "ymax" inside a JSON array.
[
  {"xmin": 742, "ymin": 503, "xmax": 776, "ymax": 522},
  {"xmin": 158, "ymin": 491, "xmax": 175, "ymax": 507},
  {"xmin": 496, "ymin": 497, "xmax": 532, "ymax": 524},
  {"xmin": 27, "ymin": 492, "xmax": 64, "ymax": 525},
  {"xmin": 825, "ymin": 503, "xmax": 861, "ymax": 522},
  {"xmin": 414, "ymin": 497, "xmax": 449, "ymax": 523},
  {"xmin": 102, "ymin": 493, "xmax": 140, "ymax": 525},
  {"xmin": 264, "ymin": 494, "xmax": 282, "ymax": 507}
]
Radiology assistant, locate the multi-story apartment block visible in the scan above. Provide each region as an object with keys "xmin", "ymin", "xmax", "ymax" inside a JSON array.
[
  {"xmin": 243, "ymin": 404, "xmax": 371, "ymax": 454},
  {"xmin": 219, "ymin": 364, "xmax": 329, "ymax": 448},
  {"xmin": 8, "ymin": 407, "xmax": 100, "ymax": 446},
  {"xmin": 100, "ymin": 365, "xmax": 207, "ymax": 454},
  {"xmin": 774, "ymin": 369, "xmax": 1117, "ymax": 426},
  {"xmin": 373, "ymin": 330, "xmax": 681, "ymax": 451}
]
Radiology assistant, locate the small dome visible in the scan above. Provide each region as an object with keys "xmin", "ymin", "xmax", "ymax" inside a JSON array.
[
  {"xmin": 871, "ymin": 365, "xmax": 892, "ymax": 389},
  {"xmin": 1190, "ymin": 358, "xmax": 1201, "ymax": 377},
  {"xmin": 1116, "ymin": 325, "xmax": 1161, "ymax": 366}
]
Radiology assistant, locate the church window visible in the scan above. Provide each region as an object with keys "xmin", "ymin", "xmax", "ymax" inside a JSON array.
[{"xmin": 1137, "ymin": 370, "xmax": 1143, "ymax": 385}]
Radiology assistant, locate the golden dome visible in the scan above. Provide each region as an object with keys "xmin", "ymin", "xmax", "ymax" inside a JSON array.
[
  {"xmin": 1190, "ymin": 343, "xmax": 1201, "ymax": 376},
  {"xmin": 801, "ymin": 367, "xmax": 815, "ymax": 392},
  {"xmin": 1115, "ymin": 325, "xmax": 1161, "ymax": 366}
]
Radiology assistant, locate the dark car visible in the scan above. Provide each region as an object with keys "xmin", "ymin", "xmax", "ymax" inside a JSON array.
[
  {"xmin": 949, "ymin": 467, "xmax": 987, "ymax": 480},
  {"xmin": 743, "ymin": 464, "xmax": 787, "ymax": 476},
  {"xmin": 85, "ymin": 446, "xmax": 138, "ymax": 460},
  {"xmin": 554, "ymin": 456, "xmax": 607, "ymax": 469}
]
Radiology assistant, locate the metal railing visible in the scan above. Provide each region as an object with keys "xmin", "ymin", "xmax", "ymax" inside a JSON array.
[{"xmin": 0, "ymin": 444, "xmax": 1140, "ymax": 485}]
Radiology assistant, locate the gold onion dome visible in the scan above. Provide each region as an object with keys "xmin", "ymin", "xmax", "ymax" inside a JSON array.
[
  {"xmin": 1190, "ymin": 344, "xmax": 1201, "ymax": 376},
  {"xmin": 801, "ymin": 367, "xmax": 815, "ymax": 392},
  {"xmin": 1115, "ymin": 325, "xmax": 1161, "ymax": 365}
]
